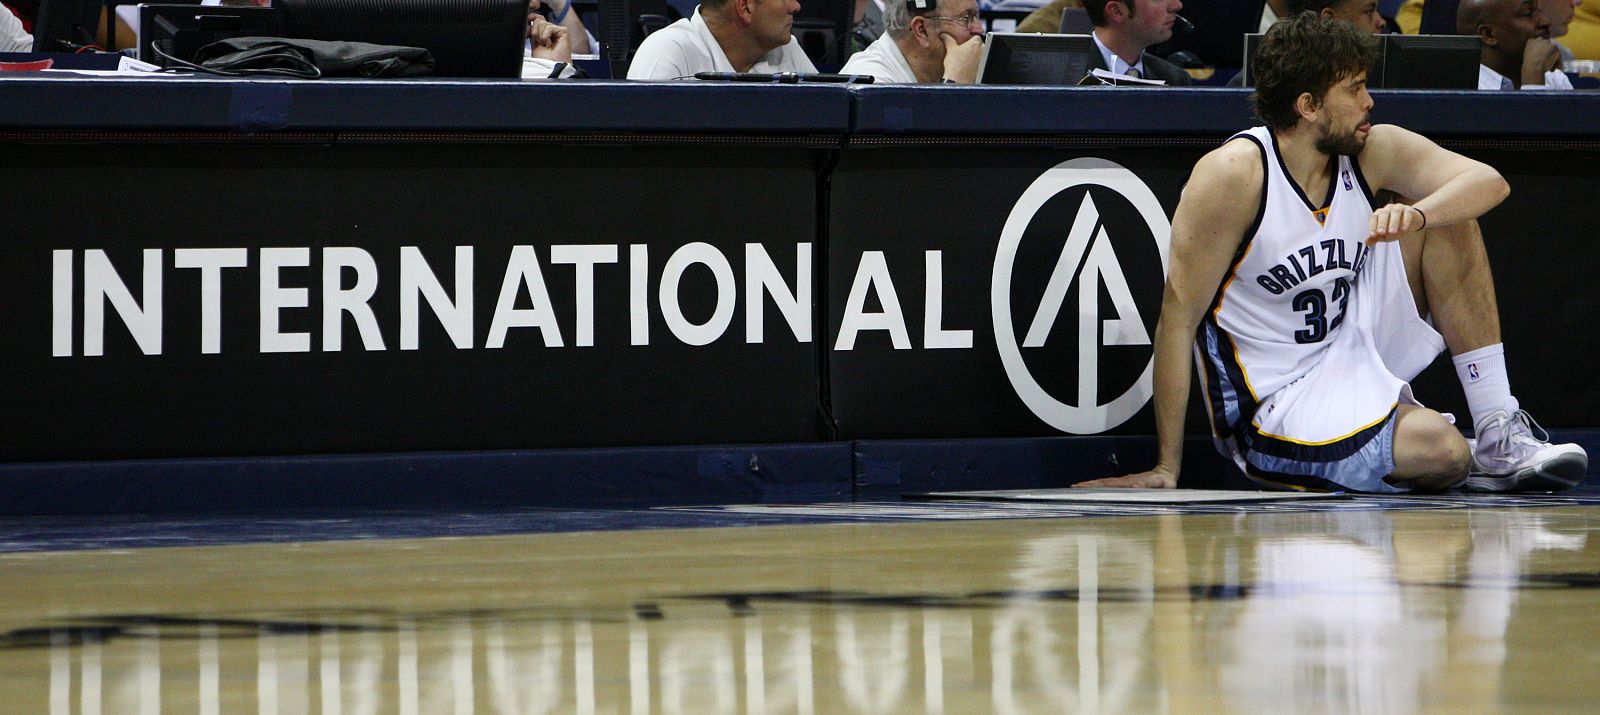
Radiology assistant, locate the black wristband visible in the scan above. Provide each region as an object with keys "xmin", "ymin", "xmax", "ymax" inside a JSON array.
[{"xmin": 1413, "ymin": 206, "xmax": 1427, "ymax": 230}]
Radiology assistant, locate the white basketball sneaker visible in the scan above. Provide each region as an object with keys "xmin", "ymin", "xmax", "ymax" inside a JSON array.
[{"xmin": 1463, "ymin": 409, "xmax": 1589, "ymax": 492}]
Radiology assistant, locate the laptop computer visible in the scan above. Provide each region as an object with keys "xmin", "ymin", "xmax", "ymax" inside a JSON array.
[{"xmin": 977, "ymin": 32, "xmax": 1096, "ymax": 85}]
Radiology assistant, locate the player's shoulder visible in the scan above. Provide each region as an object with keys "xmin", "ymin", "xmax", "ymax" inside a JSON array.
[
  {"xmin": 1359, "ymin": 123, "xmax": 1431, "ymax": 156},
  {"xmin": 1193, "ymin": 135, "xmax": 1265, "ymax": 188},
  {"xmin": 1355, "ymin": 123, "xmax": 1432, "ymax": 175}
]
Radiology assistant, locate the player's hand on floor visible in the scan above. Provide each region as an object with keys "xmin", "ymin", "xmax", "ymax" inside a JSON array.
[{"xmin": 1072, "ymin": 469, "xmax": 1177, "ymax": 489}]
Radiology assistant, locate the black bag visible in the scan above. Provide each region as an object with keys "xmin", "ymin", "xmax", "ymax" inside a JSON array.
[{"xmin": 193, "ymin": 37, "xmax": 435, "ymax": 78}]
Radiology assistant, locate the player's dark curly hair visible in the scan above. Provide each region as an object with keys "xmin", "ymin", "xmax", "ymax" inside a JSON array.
[{"xmin": 1250, "ymin": 12, "xmax": 1379, "ymax": 130}]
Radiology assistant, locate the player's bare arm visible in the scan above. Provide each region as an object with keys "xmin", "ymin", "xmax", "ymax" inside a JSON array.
[
  {"xmin": 1359, "ymin": 124, "xmax": 1511, "ymax": 243},
  {"xmin": 1074, "ymin": 140, "xmax": 1261, "ymax": 489}
]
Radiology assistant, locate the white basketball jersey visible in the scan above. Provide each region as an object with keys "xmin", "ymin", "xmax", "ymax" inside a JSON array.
[{"xmin": 1196, "ymin": 126, "xmax": 1378, "ymax": 439}]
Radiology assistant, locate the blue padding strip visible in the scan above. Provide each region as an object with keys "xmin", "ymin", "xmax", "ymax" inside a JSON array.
[
  {"xmin": 858, "ymin": 459, "xmax": 902, "ymax": 487},
  {"xmin": 284, "ymin": 80, "xmax": 854, "ymax": 132},
  {"xmin": 0, "ymin": 77, "xmax": 243, "ymax": 129},
  {"xmin": 849, "ymin": 85, "xmax": 1256, "ymax": 135},
  {"xmin": 0, "ymin": 443, "xmax": 854, "ymax": 516},
  {"xmin": 848, "ymin": 85, "xmax": 1600, "ymax": 136},
  {"xmin": 6, "ymin": 79, "xmax": 1600, "ymax": 135},
  {"xmin": 229, "ymin": 81, "xmax": 292, "ymax": 132},
  {"xmin": 1368, "ymin": 89, "xmax": 1600, "ymax": 135},
  {"xmin": 1, "ymin": 432, "xmax": 1595, "ymax": 516},
  {"xmin": 854, "ymin": 436, "xmax": 1257, "ymax": 498},
  {"xmin": 882, "ymin": 107, "xmax": 914, "ymax": 132},
  {"xmin": 863, "ymin": 430, "xmax": 1600, "ymax": 498}
]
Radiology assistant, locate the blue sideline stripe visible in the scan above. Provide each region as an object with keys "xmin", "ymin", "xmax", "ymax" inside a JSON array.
[
  {"xmin": 0, "ymin": 443, "xmax": 854, "ymax": 517},
  {"xmin": 0, "ymin": 432, "xmax": 1595, "ymax": 516}
]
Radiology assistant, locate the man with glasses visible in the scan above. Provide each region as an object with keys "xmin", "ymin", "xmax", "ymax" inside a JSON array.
[
  {"xmin": 1082, "ymin": 0, "xmax": 1191, "ymax": 84},
  {"xmin": 840, "ymin": 0, "xmax": 986, "ymax": 82}
]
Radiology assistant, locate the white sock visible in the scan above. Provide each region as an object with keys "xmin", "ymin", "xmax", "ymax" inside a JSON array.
[{"xmin": 1452, "ymin": 344, "xmax": 1516, "ymax": 430}]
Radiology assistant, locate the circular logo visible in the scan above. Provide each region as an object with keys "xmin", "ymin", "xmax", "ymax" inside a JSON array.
[{"xmin": 992, "ymin": 158, "xmax": 1172, "ymax": 434}]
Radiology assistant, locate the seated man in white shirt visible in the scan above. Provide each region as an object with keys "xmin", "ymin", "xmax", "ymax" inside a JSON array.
[
  {"xmin": 627, "ymin": 0, "xmax": 816, "ymax": 79},
  {"xmin": 839, "ymin": 0, "xmax": 985, "ymax": 83},
  {"xmin": 1, "ymin": 3, "xmax": 30, "ymax": 52},
  {"xmin": 1458, "ymin": 0, "xmax": 1573, "ymax": 89}
]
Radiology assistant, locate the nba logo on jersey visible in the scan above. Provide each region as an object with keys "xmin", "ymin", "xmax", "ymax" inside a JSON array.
[
  {"xmin": 1468, "ymin": 363, "xmax": 1481, "ymax": 381},
  {"xmin": 1341, "ymin": 170, "xmax": 1352, "ymax": 191}
]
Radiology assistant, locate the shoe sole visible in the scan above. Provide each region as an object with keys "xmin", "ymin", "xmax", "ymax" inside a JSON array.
[{"xmin": 1464, "ymin": 453, "xmax": 1589, "ymax": 493}]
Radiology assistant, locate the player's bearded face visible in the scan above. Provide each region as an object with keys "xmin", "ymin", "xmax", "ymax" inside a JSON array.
[
  {"xmin": 1312, "ymin": 113, "xmax": 1363, "ymax": 155},
  {"xmin": 1312, "ymin": 74, "xmax": 1372, "ymax": 156},
  {"xmin": 1313, "ymin": 104, "xmax": 1368, "ymax": 156}
]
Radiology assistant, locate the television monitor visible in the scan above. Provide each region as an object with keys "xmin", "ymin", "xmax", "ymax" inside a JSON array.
[
  {"xmin": 1242, "ymin": 31, "xmax": 1377, "ymax": 87},
  {"xmin": 275, "ymin": 0, "xmax": 531, "ymax": 78},
  {"xmin": 977, "ymin": 32, "xmax": 1095, "ymax": 85},
  {"xmin": 139, "ymin": 4, "xmax": 279, "ymax": 67},
  {"xmin": 792, "ymin": 0, "xmax": 852, "ymax": 69},
  {"xmin": 597, "ymin": 0, "xmax": 673, "ymax": 78},
  {"xmin": 1377, "ymin": 34, "xmax": 1478, "ymax": 89},
  {"xmin": 1241, "ymin": 33, "xmax": 1477, "ymax": 89},
  {"xmin": 31, "ymin": 0, "xmax": 105, "ymax": 52},
  {"xmin": 1419, "ymin": 0, "xmax": 1461, "ymax": 35},
  {"xmin": 1149, "ymin": 0, "xmax": 1265, "ymax": 69}
]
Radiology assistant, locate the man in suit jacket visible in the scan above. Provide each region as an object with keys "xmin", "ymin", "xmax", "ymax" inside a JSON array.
[{"xmin": 1082, "ymin": 0, "xmax": 1191, "ymax": 85}]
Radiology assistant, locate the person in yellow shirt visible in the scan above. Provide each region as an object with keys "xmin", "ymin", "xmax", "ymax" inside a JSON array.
[
  {"xmin": 1395, "ymin": 0, "xmax": 1425, "ymax": 33},
  {"xmin": 1561, "ymin": 0, "xmax": 1600, "ymax": 58},
  {"xmin": 1399, "ymin": 0, "xmax": 1594, "ymax": 60}
]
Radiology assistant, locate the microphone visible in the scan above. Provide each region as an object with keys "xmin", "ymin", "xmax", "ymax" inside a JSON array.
[
  {"xmin": 1174, "ymin": 13, "xmax": 1195, "ymax": 34},
  {"xmin": 693, "ymin": 71, "xmax": 875, "ymax": 83},
  {"xmin": 695, "ymin": 71, "xmax": 802, "ymax": 82}
]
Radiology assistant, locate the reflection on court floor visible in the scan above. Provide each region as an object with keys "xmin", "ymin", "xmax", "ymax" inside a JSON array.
[{"xmin": 3, "ymin": 504, "xmax": 1598, "ymax": 713}]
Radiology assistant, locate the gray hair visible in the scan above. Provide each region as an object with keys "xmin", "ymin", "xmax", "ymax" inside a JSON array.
[{"xmin": 885, "ymin": 0, "xmax": 938, "ymax": 38}]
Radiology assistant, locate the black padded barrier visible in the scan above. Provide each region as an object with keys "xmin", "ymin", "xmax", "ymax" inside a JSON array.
[{"xmin": 2, "ymin": 79, "xmax": 1596, "ymax": 472}]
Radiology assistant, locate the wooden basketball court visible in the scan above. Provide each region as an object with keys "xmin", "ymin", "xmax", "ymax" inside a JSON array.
[{"xmin": 4, "ymin": 493, "xmax": 1599, "ymax": 713}]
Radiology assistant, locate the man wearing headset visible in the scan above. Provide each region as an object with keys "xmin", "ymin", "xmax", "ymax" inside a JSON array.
[
  {"xmin": 839, "ymin": 0, "xmax": 986, "ymax": 83},
  {"xmin": 1083, "ymin": 0, "xmax": 1191, "ymax": 84}
]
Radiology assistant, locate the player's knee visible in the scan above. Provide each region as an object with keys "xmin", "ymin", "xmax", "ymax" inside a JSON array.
[
  {"xmin": 1425, "ymin": 219, "xmax": 1473, "ymax": 241},
  {"xmin": 1412, "ymin": 430, "xmax": 1471, "ymax": 490},
  {"xmin": 1393, "ymin": 412, "xmax": 1471, "ymax": 490}
]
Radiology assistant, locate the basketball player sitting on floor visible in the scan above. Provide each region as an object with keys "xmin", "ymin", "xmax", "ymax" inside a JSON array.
[{"xmin": 1076, "ymin": 12, "xmax": 1587, "ymax": 493}]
